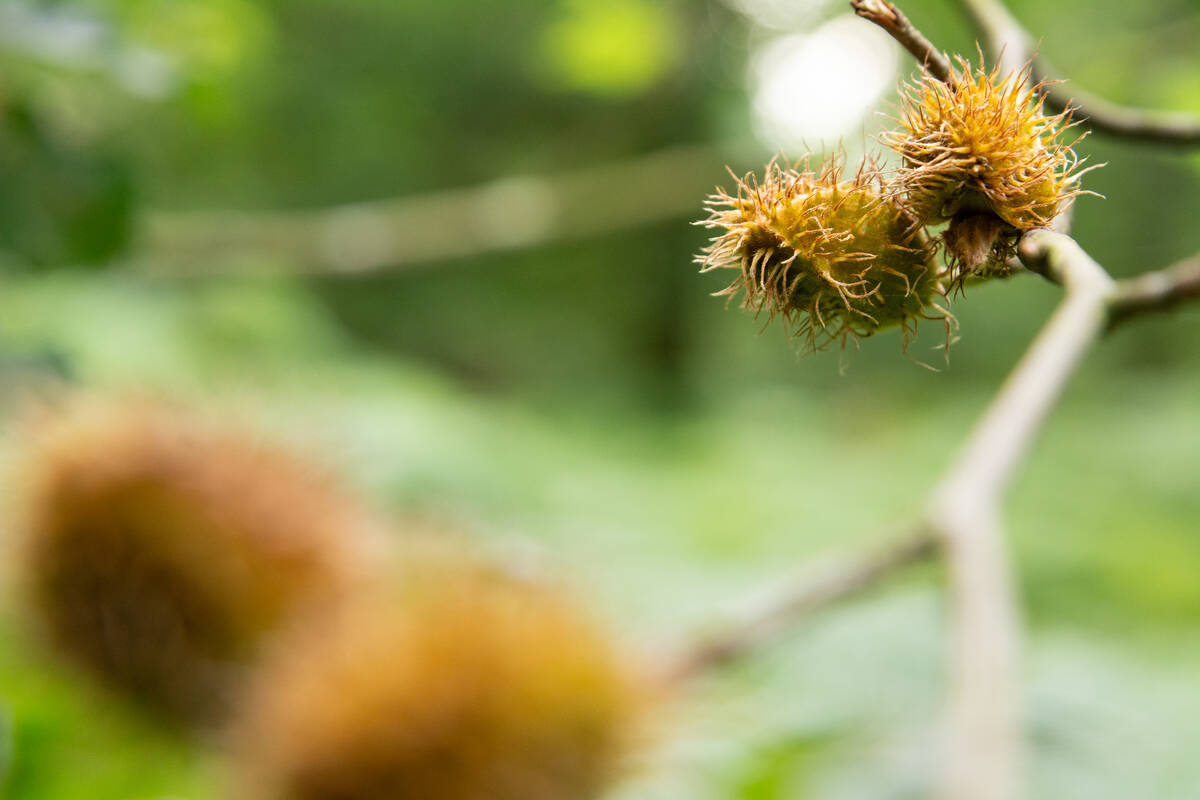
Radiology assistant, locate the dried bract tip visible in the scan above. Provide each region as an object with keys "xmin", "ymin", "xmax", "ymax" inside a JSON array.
[
  {"xmin": 886, "ymin": 58, "xmax": 1087, "ymax": 279},
  {"xmin": 942, "ymin": 213, "xmax": 1018, "ymax": 281},
  {"xmin": 696, "ymin": 157, "xmax": 944, "ymax": 352},
  {"xmin": 12, "ymin": 397, "xmax": 366, "ymax": 726},
  {"xmin": 231, "ymin": 570, "xmax": 637, "ymax": 800}
]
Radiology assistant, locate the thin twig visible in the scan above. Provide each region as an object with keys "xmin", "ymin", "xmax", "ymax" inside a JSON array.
[
  {"xmin": 850, "ymin": 0, "xmax": 952, "ymax": 82},
  {"xmin": 661, "ymin": 526, "xmax": 937, "ymax": 683},
  {"xmin": 959, "ymin": 0, "xmax": 1200, "ymax": 145},
  {"xmin": 1108, "ymin": 251, "xmax": 1200, "ymax": 329},
  {"xmin": 927, "ymin": 229, "xmax": 1115, "ymax": 800}
]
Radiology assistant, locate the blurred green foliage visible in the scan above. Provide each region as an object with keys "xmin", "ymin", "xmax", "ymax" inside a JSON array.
[
  {"xmin": 0, "ymin": 99, "xmax": 132, "ymax": 267},
  {"xmin": 539, "ymin": 0, "xmax": 680, "ymax": 95},
  {"xmin": 0, "ymin": 0, "xmax": 1198, "ymax": 797}
]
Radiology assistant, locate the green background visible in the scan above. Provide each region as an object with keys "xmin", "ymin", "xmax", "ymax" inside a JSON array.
[{"xmin": 0, "ymin": 0, "xmax": 1198, "ymax": 797}]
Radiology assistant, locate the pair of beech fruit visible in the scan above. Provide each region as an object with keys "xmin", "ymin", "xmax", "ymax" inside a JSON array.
[
  {"xmin": 13, "ymin": 398, "xmax": 635, "ymax": 800},
  {"xmin": 696, "ymin": 59, "xmax": 1088, "ymax": 353}
]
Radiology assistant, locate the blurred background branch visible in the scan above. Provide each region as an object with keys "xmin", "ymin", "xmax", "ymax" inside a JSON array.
[
  {"xmin": 664, "ymin": 525, "xmax": 938, "ymax": 683},
  {"xmin": 137, "ymin": 145, "xmax": 722, "ymax": 276},
  {"xmin": 1109, "ymin": 251, "xmax": 1200, "ymax": 328},
  {"xmin": 959, "ymin": 0, "xmax": 1200, "ymax": 144}
]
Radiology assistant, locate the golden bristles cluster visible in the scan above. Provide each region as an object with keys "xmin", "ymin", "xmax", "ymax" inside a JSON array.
[
  {"xmin": 231, "ymin": 569, "xmax": 636, "ymax": 800},
  {"xmin": 697, "ymin": 158, "xmax": 945, "ymax": 352},
  {"xmin": 696, "ymin": 57, "xmax": 1090, "ymax": 354},
  {"xmin": 13, "ymin": 398, "xmax": 366, "ymax": 725},
  {"xmin": 886, "ymin": 58, "xmax": 1086, "ymax": 277}
]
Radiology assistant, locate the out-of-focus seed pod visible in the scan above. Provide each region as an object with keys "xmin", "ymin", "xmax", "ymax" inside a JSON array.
[
  {"xmin": 231, "ymin": 564, "xmax": 636, "ymax": 800},
  {"xmin": 696, "ymin": 157, "xmax": 945, "ymax": 353},
  {"xmin": 12, "ymin": 397, "xmax": 367, "ymax": 726}
]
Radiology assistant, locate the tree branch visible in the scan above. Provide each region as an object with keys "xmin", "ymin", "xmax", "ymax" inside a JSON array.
[
  {"xmin": 927, "ymin": 229, "xmax": 1115, "ymax": 800},
  {"xmin": 849, "ymin": 0, "xmax": 952, "ymax": 82},
  {"xmin": 949, "ymin": 231, "xmax": 1115, "ymax": 501},
  {"xmin": 669, "ymin": 226, "xmax": 1195, "ymax": 798},
  {"xmin": 661, "ymin": 526, "xmax": 937, "ymax": 684},
  {"xmin": 1108, "ymin": 251, "xmax": 1200, "ymax": 328},
  {"xmin": 958, "ymin": 0, "xmax": 1200, "ymax": 145}
]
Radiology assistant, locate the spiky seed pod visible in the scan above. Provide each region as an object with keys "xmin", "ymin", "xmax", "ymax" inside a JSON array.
[
  {"xmin": 12, "ymin": 397, "xmax": 367, "ymax": 726},
  {"xmin": 885, "ymin": 58, "xmax": 1086, "ymax": 277},
  {"xmin": 230, "ymin": 568, "xmax": 636, "ymax": 800},
  {"xmin": 695, "ymin": 157, "xmax": 944, "ymax": 352}
]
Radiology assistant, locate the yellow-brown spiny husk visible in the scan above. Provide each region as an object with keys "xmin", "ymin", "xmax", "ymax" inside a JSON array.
[
  {"xmin": 696, "ymin": 158, "xmax": 943, "ymax": 351},
  {"xmin": 230, "ymin": 565, "xmax": 636, "ymax": 800},
  {"xmin": 886, "ymin": 58, "xmax": 1084, "ymax": 276},
  {"xmin": 13, "ymin": 397, "xmax": 367, "ymax": 726}
]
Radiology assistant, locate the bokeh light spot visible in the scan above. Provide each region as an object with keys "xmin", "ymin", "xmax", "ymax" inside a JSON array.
[
  {"xmin": 750, "ymin": 15, "xmax": 898, "ymax": 150},
  {"xmin": 540, "ymin": 0, "xmax": 678, "ymax": 96}
]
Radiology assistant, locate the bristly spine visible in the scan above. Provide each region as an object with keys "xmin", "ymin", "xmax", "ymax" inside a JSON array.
[{"xmin": 695, "ymin": 155, "xmax": 949, "ymax": 356}]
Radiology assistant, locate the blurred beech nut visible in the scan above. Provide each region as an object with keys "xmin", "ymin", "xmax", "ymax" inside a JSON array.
[
  {"xmin": 695, "ymin": 157, "xmax": 946, "ymax": 352},
  {"xmin": 231, "ymin": 568, "xmax": 637, "ymax": 800},
  {"xmin": 13, "ymin": 397, "xmax": 367, "ymax": 726},
  {"xmin": 886, "ymin": 58, "xmax": 1090, "ymax": 277}
]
